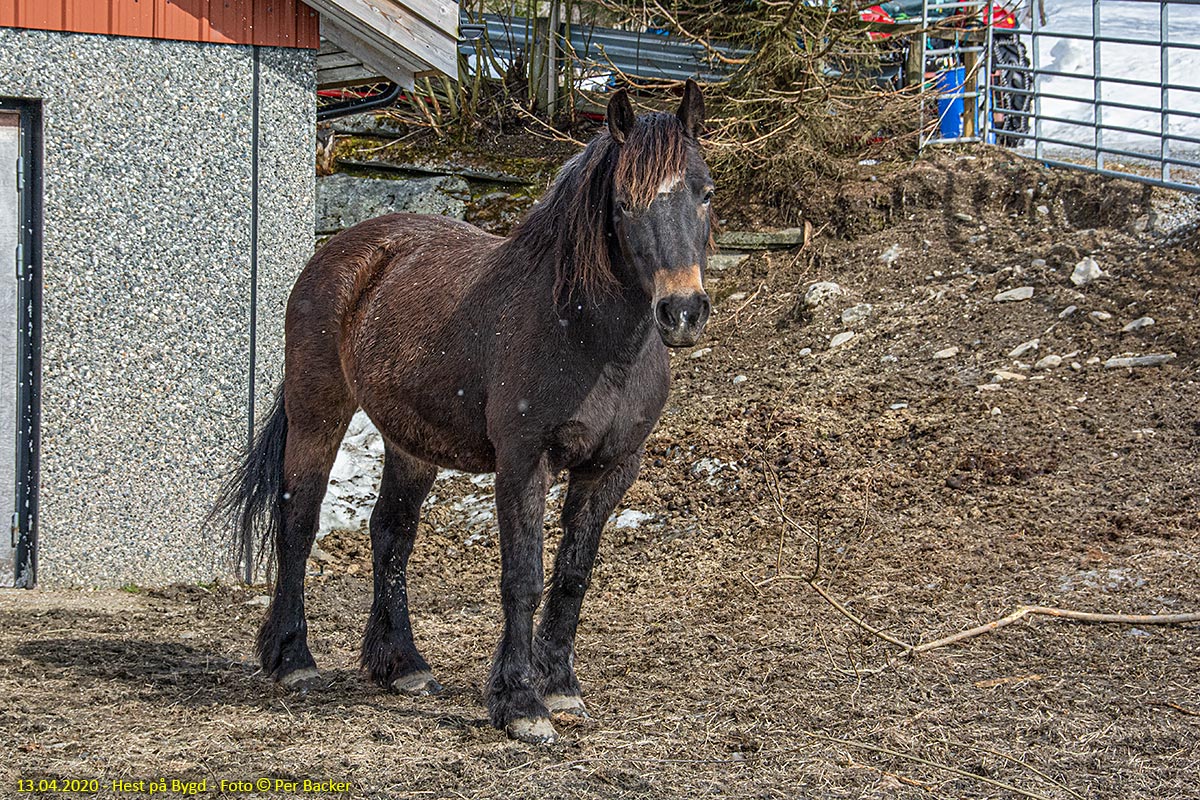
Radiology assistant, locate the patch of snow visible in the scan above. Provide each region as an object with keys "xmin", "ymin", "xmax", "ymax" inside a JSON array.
[
  {"xmin": 319, "ymin": 411, "xmax": 384, "ymax": 536},
  {"xmin": 612, "ymin": 509, "xmax": 653, "ymax": 529}
]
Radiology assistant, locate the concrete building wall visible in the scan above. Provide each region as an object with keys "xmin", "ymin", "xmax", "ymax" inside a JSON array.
[{"xmin": 0, "ymin": 28, "xmax": 315, "ymax": 587}]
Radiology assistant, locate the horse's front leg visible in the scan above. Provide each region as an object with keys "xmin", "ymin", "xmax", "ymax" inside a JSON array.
[
  {"xmin": 534, "ymin": 451, "xmax": 642, "ymax": 718},
  {"xmin": 488, "ymin": 451, "xmax": 554, "ymax": 743}
]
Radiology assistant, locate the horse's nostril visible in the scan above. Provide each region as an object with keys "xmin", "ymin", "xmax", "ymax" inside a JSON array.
[{"xmin": 656, "ymin": 299, "xmax": 674, "ymax": 328}]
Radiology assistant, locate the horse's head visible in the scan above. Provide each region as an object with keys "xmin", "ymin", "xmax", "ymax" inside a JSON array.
[{"xmin": 607, "ymin": 82, "xmax": 714, "ymax": 348}]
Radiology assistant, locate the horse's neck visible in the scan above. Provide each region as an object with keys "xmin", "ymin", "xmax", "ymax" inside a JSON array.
[{"xmin": 562, "ymin": 285, "xmax": 656, "ymax": 364}]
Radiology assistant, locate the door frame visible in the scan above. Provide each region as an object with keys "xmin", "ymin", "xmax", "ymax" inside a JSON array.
[{"xmin": 1, "ymin": 98, "xmax": 42, "ymax": 588}]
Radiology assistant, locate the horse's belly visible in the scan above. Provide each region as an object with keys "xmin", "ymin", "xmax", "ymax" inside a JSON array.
[{"xmin": 366, "ymin": 401, "xmax": 496, "ymax": 473}]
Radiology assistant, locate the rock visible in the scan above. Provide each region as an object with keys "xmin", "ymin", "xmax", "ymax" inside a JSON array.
[
  {"xmin": 1030, "ymin": 258, "xmax": 1048, "ymax": 268},
  {"xmin": 1034, "ymin": 354, "xmax": 1063, "ymax": 370},
  {"xmin": 1071, "ymin": 361, "xmax": 1082, "ymax": 371},
  {"xmin": 1058, "ymin": 305, "xmax": 1078, "ymax": 318},
  {"xmin": 1070, "ymin": 256, "xmax": 1103, "ymax": 286},
  {"xmin": 879, "ymin": 244, "xmax": 902, "ymax": 265},
  {"xmin": 798, "ymin": 347, "xmax": 813, "ymax": 357},
  {"xmin": 708, "ymin": 253, "xmax": 750, "ymax": 271},
  {"xmin": 1090, "ymin": 310, "xmax": 1113, "ymax": 321},
  {"xmin": 317, "ymin": 173, "xmax": 468, "ymax": 234},
  {"xmin": 1104, "ymin": 353, "xmax": 1176, "ymax": 368},
  {"xmin": 689, "ymin": 347, "xmax": 712, "ymax": 359},
  {"xmin": 1036, "ymin": 204, "xmax": 1050, "ymax": 215},
  {"xmin": 953, "ymin": 212, "xmax": 976, "ymax": 223},
  {"xmin": 1122, "ymin": 316, "xmax": 1155, "ymax": 332},
  {"xmin": 994, "ymin": 286, "xmax": 1035, "ymax": 302},
  {"xmin": 992, "ymin": 370, "xmax": 1027, "ymax": 382},
  {"xmin": 243, "ymin": 595, "xmax": 271, "ymax": 607},
  {"xmin": 1008, "ymin": 339, "xmax": 1039, "ymax": 358},
  {"xmin": 804, "ymin": 281, "xmax": 843, "ymax": 307},
  {"xmin": 841, "ymin": 303, "xmax": 873, "ymax": 325},
  {"xmin": 732, "ymin": 374, "xmax": 748, "ymax": 384},
  {"xmin": 829, "ymin": 331, "xmax": 856, "ymax": 349},
  {"xmin": 716, "ymin": 229, "xmax": 806, "ymax": 249},
  {"xmin": 331, "ymin": 112, "xmax": 408, "ymax": 136},
  {"xmin": 932, "ymin": 346, "xmax": 959, "ymax": 360},
  {"xmin": 1086, "ymin": 356, "xmax": 1101, "ymax": 365},
  {"xmin": 726, "ymin": 292, "xmax": 747, "ymax": 302}
]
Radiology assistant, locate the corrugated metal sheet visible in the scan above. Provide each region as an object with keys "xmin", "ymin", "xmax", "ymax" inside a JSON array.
[
  {"xmin": 0, "ymin": 0, "xmax": 320, "ymax": 48},
  {"xmin": 460, "ymin": 13, "xmax": 750, "ymax": 85}
]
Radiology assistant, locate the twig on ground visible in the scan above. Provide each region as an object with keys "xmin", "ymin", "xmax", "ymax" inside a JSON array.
[
  {"xmin": 948, "ymin": 738, "xmax": 1087, "ymax": 800},
  {"xmin": 755, "ymin": 464, "xmax": 1200, "ymax": 656},
  {"xmin": 1156, "ymin": 701, "xmax": 1200, "ymax": 717},
  {"xmin": 797, "ymin": 730, "xmax": 1057, "ymax": 800}
]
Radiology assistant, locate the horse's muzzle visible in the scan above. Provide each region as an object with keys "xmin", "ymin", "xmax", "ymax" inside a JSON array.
[{"xmin": 655, "ymin": 291, "xmax": 711, "ymax": 348}]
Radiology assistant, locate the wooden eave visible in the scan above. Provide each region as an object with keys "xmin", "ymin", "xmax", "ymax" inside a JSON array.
[{"xmin": 310, "ymin": 0, "xmax": 457, "ymax": 89}]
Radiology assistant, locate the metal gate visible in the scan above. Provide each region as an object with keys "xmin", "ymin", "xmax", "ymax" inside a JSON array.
[{"xmin": 990, "ymin": 0, "xmax": 1200, "ymax": 192}]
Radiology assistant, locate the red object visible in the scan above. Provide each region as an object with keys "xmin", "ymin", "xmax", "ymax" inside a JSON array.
[{"xmin": 0, "ymin": 0, "xmax": 319, "ymax": 48}]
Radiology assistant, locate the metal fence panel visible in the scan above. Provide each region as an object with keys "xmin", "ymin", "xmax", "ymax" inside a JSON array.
[{"xmin": 996, "ymin": 0, "xmax": 1200, "ymax": 193}]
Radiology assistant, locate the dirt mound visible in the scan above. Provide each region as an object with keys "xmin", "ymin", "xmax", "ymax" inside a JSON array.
[{"xmin": 728, "ymin": 147, "xmax": 1156, "ymax": 241}]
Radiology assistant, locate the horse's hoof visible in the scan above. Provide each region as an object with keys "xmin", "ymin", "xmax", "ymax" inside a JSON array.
[
  {"xmin": 545, "ymin": 694, "xmax": 589, "ymax": 719},
  {"xmin": 392, "ymin": 670, "xmax": 443, "ymax": 696},
  {"xmin": 278, "ymin": 667, "xmax": 322, "ymax": 692},
  {"xmin": 506, "ymin": 717, "xmax": 558, "ymax": 745}
]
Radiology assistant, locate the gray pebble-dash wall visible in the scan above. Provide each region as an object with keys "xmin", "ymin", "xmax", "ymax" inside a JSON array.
[{"xmin": 0, "ymin": 28, "xmax": 315, "ymax": 587}]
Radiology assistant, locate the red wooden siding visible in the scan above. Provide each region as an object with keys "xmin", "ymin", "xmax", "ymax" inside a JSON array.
[{"xmin": 0, "ymin": 0, "xmax": 319, "ymax": 48}]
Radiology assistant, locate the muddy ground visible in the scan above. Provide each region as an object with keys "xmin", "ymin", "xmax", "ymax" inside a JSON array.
[{"xmin": 1, "ymin": 149, "xmax": 1198, "ymax": 799}]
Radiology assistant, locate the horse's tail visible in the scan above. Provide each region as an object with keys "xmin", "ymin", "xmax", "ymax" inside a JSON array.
[{"xmin": 211, "ymin": 383, "xmax": 289, "ymax": 582}]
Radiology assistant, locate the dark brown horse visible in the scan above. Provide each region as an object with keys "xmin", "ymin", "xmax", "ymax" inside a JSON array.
[{"xmin": 217, "ymin": 82, "xmax": 715, "ymax": 744}]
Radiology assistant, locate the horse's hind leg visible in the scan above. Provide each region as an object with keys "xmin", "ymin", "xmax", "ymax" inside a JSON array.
[
  {"xmin": 361, "ymin": 445, "xmax": 439, "ymax": 695},
  {"xmin": 534, "ymin": 452, "xmax": 642, "ymax": 717},
  {"xmin": 258, "ymin": 394, "xmax": 354, "ymax": 687}
]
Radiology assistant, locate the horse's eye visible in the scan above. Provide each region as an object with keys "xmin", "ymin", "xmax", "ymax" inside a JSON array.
[{"xmin": 702, "ymin": 190, "xmax": 714, "ymax": 205}]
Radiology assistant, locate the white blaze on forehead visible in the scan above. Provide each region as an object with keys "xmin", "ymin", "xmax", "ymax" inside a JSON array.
[{"xmin": 656, "ymin": 174, "xmax": 684, "ymax": 195}]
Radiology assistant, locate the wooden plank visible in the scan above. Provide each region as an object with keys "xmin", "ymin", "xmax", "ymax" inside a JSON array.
[
  {"xmin": 111, "ymin": 0, "xmax": 155, "ymax": 37},
  {"xmin": 2, "ymin": 0, "xmax": 315, "ymax": 47},
  {"xmin": 317, "ymin": 64, "xmax": 388, "ymax": 88},
  {"xmin": 64, "ymin": 0, "xmax": 109, "ymax": 34},
  {"xmin": 318, "ymin": 50, "xmax": 364, "ymax": 69},
  {"xmin": 318, "ymin": 50, "xmax": 356, "ymax": 69},
  {"xmin": 207, "ymin": 0, "xmax": 250, "ymax": 44},
  {"xmin": 307, "ymin": 0, "xmax": 456, "ymax": 77},
  {"xmin": 295, "ymin": 1, "xmax": 319, "ymax": 48},
  {"xmin": 321, "ymin": 13, "xmax": 416, "ymax": 87},
  {"xmin": 160, "ymin": 0, "xmax": 205, "ymax": 42},
  {"xmin": 386, "ymin": 0, "xmax": 455, "ymax": 40},
  {"xmin": 16, "ymin": 0, "xmax": 65, "ymax": 29},
  {"xmin": 251, "ymin": 0, "xmax": 292, "ymax": 46}
]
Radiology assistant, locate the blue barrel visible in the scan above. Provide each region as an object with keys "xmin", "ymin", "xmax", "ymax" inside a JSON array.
[{"xmin": 935, "ymin": 66, "xmax": 966, "ymax": 139}]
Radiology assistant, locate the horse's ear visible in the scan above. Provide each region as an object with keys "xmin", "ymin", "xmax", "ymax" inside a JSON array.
[
  {"xmin": 607, "ymin": 89, "xmax": 636, "ymax": 145},
  {"xmin": 676, "ymin": 78, "xmax": 705, "ymax": 140}
]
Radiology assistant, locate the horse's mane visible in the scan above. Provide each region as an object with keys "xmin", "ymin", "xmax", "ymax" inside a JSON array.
[{"xmin": 506, "ymin": 112, "xmax": 691, "ymax": 301}]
